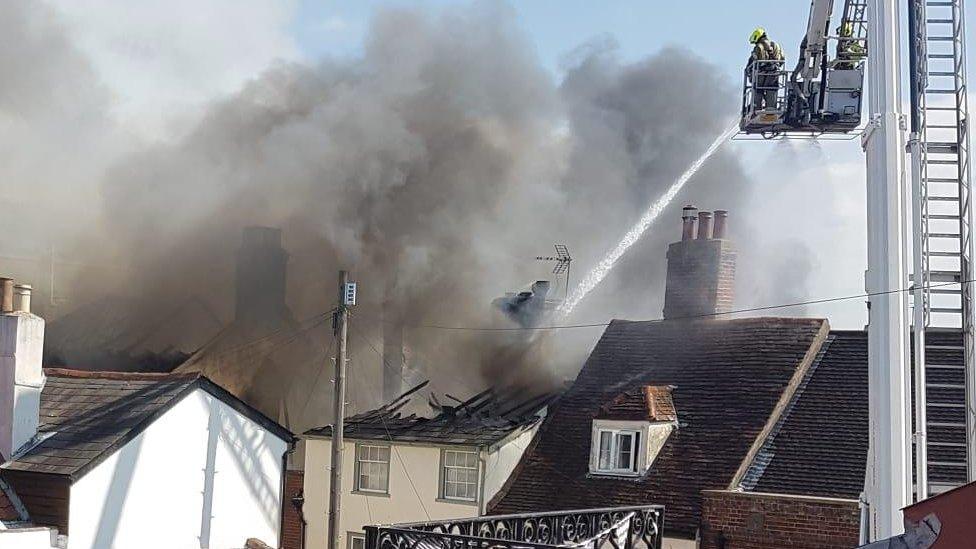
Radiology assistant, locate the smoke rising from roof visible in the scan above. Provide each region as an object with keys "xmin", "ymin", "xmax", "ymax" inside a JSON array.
[{"xmin": 5, "ymin": 1, "xmax": 813, "ymax": 408}]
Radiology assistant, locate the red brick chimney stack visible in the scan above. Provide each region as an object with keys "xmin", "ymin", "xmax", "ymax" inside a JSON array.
[
  {"xmin": 697, "ymin": 211, "xmax": 713, "ymax": 240},
  {"xmin": 663, "ymin": 208, "xmax": 736, "ymax": 320},
  {"xmin": 713, "ymin": 210, "xmax": 729, "ymax": 239},
  {"xmin": 681, "ymin": 205, "xmax": 698, "ymax": 241}
]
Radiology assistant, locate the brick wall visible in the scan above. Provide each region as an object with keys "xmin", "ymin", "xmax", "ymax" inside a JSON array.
[
  {"xmin": 662, "ymin": 238, "xmax": 736, "ymax": 320},
  {"xmin": 282, "ymin": 470, "xmax": 305, "ymax": 549},
  {"xmin": 700, "ymin": 490, "xmax": 860, "ymax": 549}
]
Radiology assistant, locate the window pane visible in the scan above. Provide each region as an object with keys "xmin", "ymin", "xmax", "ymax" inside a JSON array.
[
  {"xmin": 598, "ymin": 431, "xmax": 613, "ymax": 469},
  {"xmin": 616, "ymin": 433, "xmax": 633, "ymax": 469},
  {"xmin": 443, "ymin": 450, "xmax": 478, "ymax": 500}
]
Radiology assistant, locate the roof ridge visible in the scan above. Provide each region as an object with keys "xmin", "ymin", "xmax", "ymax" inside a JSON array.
[
  {"xmin": 43, "ymin": 368, "xmax": 201, "ymax": 381},
  {"xmin": 737, "ymin": 334, "xmax": 836, "ymax": 492}
]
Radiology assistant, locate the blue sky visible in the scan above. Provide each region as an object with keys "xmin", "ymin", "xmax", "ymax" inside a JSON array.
[{"xmin": 291, "ymin": 1, "xmax": 976, "ymax": 82}]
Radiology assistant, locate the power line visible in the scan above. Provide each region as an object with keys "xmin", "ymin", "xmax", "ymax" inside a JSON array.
[
  {"xmin": 357, "ymin": 278, "xmax": 976, "ymax": 332},
  {"xmin": 340, "ymin": 321, "xmax": 433, "ymax": 520}
]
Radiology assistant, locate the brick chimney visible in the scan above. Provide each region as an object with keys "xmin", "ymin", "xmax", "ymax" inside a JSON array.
[
  {"xmin": 0, "ymin": 278, "xmax": 45, "ymax": 459},
  {"xmin": 235, "ymin": 227, "xmax": 289, "ymax": 326},
  {"xmin": 662, "ymin": 207, "xmax": 736, "ymax": 320}
]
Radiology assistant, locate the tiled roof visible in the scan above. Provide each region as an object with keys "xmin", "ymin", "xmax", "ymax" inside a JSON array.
[
  {"xmin": 596, "ymin": 385, "xmax": 677, "ymax": 422},
  {"xmin": 305, "ymin": 383, "xmax": 553, "ymax": 447},
  {"xmin": 2, "ymin": 369, "xmax": 292, "ymax": 479},
  {"xmin": 490, "ymin": 317, "xmax": 829, "ymax": 539},
  {"xmin": 0, "ymin": 477, "xmax": 25, "ymax": 522},
  {"xmin": 738, "ymin": 329, "xmax": 965, "ymax": 499},
  {"xmin": 738, "ymin": 332, "xmax": 867, "ymax": 498}
]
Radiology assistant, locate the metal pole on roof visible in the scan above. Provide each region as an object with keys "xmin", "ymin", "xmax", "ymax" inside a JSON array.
[{"xmin": 328, "ymin": 270, "xmax": 354, "ymax": 549}]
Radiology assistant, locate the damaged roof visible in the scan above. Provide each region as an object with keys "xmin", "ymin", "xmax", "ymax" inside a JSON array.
[
  {"xmin": 305, "ymin": 381, "xmax": 554, "ymax": 447},
  {"xmin": 490, "ymin": 317, "xmax": 829, "ymax": 539},
  {"xmin": 2, "ymin": 369, "xmax": 292, "ymax": 479}
]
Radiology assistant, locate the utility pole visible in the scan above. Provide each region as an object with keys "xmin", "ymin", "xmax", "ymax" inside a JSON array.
[{"xmin": 327, "ymin": 270, "xmax": 355, "ymax": 549}]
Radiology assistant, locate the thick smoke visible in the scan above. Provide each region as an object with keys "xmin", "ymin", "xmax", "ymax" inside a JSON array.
[{"xmin": 6, "ymin": 1, "xmax": 814, "ymax": 404}]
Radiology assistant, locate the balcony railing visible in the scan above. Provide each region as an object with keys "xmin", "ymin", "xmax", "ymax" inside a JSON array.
[{"xmin": 364, "ymin": 505, "xmax": 665, "ymax": 549}]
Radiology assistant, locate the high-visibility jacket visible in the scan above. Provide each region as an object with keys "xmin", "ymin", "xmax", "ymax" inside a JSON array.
[{"xmin": 752, "ymin": 37, "xmax": 784, "ymax": 63}]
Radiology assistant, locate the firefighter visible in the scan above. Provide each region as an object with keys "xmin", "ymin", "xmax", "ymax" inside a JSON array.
[
  {"xmin": 747, "ymin": 27, "xmax": 785, "ymax": 110},
  {"xmin": 835, "ymin": 23, "xmax": 865, "ymax": 70}
]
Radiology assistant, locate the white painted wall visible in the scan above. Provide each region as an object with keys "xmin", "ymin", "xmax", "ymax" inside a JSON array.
[
  {"xmin": 661, "ymin": 537, "xmax": 696, "ymax": 549},
  {"xmin": 482, "ymin": 426, "xmax": 538, "ymax": 505},
  {"xmin": 304, "ymin": 439, "xmax": 482, "ymax": 549},
  {"xmin": 66, "ymin": 387, "xmax": 288, "ymax": 549},
  {"xmin": 0, "ymin": 312, "xmax": 45, "ymax": 459},
  {"xmin": 0, "ymin": 527, "xmax": 59, "ymax": 549}
]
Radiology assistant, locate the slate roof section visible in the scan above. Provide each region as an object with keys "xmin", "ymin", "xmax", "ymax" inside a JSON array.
[
  {"xmin": 490, "ymin": 317, "xmax": 829, "ymax": 540},
  {"xmin": 2, "ymin": 369, "xmax": 293, "ymax": 479},
  {"xmin": 305, "ymin": 383, "xmax": 554, "ymax": 447},
  {"xmin": 596, "ymin": 385, "xmax": 677, "ymax": 422},
  {"xmin": 737, "ymin": 332, "xmax": 867, "ymax": 498},
  {"xmin": 737, "ymin": 329, "xmax": 966, "ymax": 499}
]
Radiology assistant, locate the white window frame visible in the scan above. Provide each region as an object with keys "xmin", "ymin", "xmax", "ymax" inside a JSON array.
[
  {"xmin": 594, "ymin": 428, "xmax": 640, "ymax": 474},
  {"xmin": 439, "ymin": 448, "xmax": 480, "ymax": 503},
  {"xmin": 347, "ymin": 532, "xmax": 366, "ymax": 549},
  {"xmin": 354, "ymin": 443, "xmax": 390, "ymax": 494}
]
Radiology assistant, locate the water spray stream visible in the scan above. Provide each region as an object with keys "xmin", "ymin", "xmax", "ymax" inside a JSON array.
[{"xmin": 556, "ymin": 121, "xmax": 739, "ymax": 319}]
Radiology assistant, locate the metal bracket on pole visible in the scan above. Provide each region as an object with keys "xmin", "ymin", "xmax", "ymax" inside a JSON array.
[{"xmin": 862, "ymin": 115, "xmax": 883, "ymax": 151}]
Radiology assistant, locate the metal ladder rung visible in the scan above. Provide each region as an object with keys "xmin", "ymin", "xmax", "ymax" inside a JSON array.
[
  {"xmin": 925, "ymin": 177, "xmax": 962, "ymax": 183},
  {"xmin": 928, "ymin": 71, "xmax": 957, "ymax": 77},
  {"xmin": 927, "ymin": 125, "xmax": 960, "ymax": 129},
  {"xmin": 928, "ymin": 462, "xmax": 968, "ymax": 467},
  {"xmin": 927, "ymin": 382, "xmax": 966, "ymax": 388},
  {"xmin": 926, "ymin": 90, "xmax": 959, "ymax": 94},
  {"xmin": 925, "ymin": 107, "xmax": 960, "ymax": 111},
  {"xmin": 924, "ymin": 214, "xmax": 961, "ymax": 220},
  {"xmin": 927, "ymin": 19, "xmax": 954, "ymax": 23},
  {"xmin": 926, "ymin": 160, "xmax": 959, "ymax": 165},
  {"xmin": 927, "ymin": 422, "xmax": 968, "ymax": 428},
  {"xmin": 927, "ymin": 37, "xmax": 957, "ymax": 42},
  {"xmin": 929, "ymin": 54, "xmax": 957, "ymax": 59},
  {"xmin": 928, "ymin": 442, "xmax": 968, "ymax": 447},
  {"xmin": 926, "ymin": 345, "xmax": 965, "ymax": 351},
  {"xmin": 927, "ymin": 232, "xmax": 962, "ymax": 238},
  {"xmin": 930, "ymin": 307, "xmax": 964, "ymax": 313},
  {"xmin": 928, "ymin": 402, "xmax": 966, "ymax": 408},
  {"xmin": 925, "ymin": 251, "xmax": 961, "ymax": 257},
  {"xmin": 926, "ymin": 363, "xmax": 965, "ymax": 369},
  {"xmin": 930, "ymin": 288, "xmax": 962, "ymax": 294},
  {"xmin": 927, "ymin": 196, "xmax": 961, "ymax": 201}
]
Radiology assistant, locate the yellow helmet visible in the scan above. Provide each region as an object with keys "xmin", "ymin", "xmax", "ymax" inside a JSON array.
[
  {"xmin": 749, "ymin": 27, "xmax": 766, "ymax": 44},
  {"xmin": 838, "ymin": 22, "xmax": 854, "ymax": 37}
]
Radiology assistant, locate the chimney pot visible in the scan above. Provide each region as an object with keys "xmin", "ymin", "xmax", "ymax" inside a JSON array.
[
  {"xmin": 681, "ymin": 205, "xmax": 698, "ymax": 241},
  {"xmin": 697, "ymin": 211, "xmax": 713, "ymax": 240},
  {"xmin": 14, "ymin": 284, "xmax": 32, "ymax": 314},
  {"xmin": 713, "ymin": 210, "xmax": 729, "ymax": 239},
  {"xmin": 0, "ymin": 278, "xmax": 13, "ymax": 313}
]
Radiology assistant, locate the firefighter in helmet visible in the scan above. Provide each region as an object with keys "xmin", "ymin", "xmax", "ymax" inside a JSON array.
[
  {"xmin": 747, "ymin": 27, "xmax": 785, "ymax": 110},
  {"xmin": 835, "ymin": 22, "xmax": 865, "ymax": 70}
]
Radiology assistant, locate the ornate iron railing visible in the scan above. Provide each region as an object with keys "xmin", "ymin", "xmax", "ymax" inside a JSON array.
[{"xmin": 364, "ymin": 505, "xmax": 665, "ymax": 549}]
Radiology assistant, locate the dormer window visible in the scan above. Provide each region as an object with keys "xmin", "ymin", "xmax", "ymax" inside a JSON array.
[
  {"xmin": 590, "ymin": 385, "xmax": 677, "ymax": 477},
  {"xmin": 596, "ymin": 429, "xmax": 640, "ymax": 473}
]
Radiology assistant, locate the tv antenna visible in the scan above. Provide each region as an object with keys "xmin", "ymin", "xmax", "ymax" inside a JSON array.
[{"xmin": 536, "ymin": 244, "xmax": 572, "ymax": 299}]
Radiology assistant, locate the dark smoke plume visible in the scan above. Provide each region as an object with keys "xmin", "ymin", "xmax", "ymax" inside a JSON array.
[{"xmin": 4, "ymin": 2, "xmax": 813, "ymax": 416}]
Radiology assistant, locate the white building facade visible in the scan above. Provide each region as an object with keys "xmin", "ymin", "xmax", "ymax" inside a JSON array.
[{"xmin": 301, "ymin": 421, "xmax": 539, "ymax": 549}]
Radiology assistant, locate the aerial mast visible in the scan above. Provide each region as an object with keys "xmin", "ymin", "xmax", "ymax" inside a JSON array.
[{"xmin": 862, "ymin": 0, "xmax": 911, "ymax": 538}]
